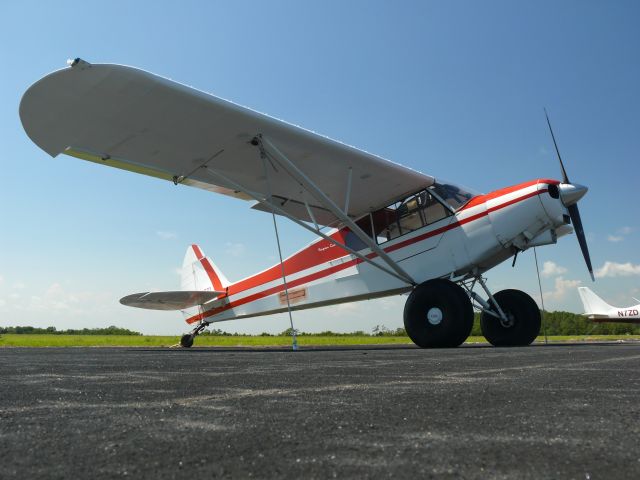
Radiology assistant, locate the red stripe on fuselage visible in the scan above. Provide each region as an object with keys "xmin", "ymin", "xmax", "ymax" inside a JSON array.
[
  {"xmin": 227, "ymin": 231, "xmax": 349, "ymax": 296},
  {"xmin": 460, "ymin": 178, "xmax": 559, "ymax": 211},
  {"xmin": 185, "ymin": 180, "xmax": 551, "ymax": 324}
]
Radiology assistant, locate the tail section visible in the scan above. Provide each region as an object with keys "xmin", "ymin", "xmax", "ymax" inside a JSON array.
[
  {"xmin": 120, "ymin": 244, "xmax": 229, "ymax": 316},
  {"xmin": 578, "ymin": 287, "xmax": 613, "ymax": 316},
  {"xmin": 181, "ymin": 244, "xmax": 230, "ymax": 292}
]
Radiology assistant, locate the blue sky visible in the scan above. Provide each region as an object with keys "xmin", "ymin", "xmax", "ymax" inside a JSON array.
[{"xmin": 1, "ymin": 0, "xmax": 639, "ymax": 334}]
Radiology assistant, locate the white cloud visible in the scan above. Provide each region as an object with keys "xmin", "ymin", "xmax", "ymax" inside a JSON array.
[
  {"xmin": 12, "ymin": 282, "xmax": 25, "ymax": 290},
  {"xmin": 607, "ymin": 227, "xmax": 634, "ymax": 243},
  {"xmin": 324, "ymin": 301, "xmax": 363, "ymax": 318},
  {"xmin": 541, "ymin": 261, "xmax": 567, "ymax": 278},
  {"xmin": 545, "ymin": 276, "xmax": 581, "ymax": 301},
  {"xmin": 378, "ymin": 297, "xmax": 404, "ymax": 310},
  {"xmin": 225, "ymin": 242, "xmax": 246, "ymax": 257},
  {"xmin": 156, "ymin": 231, "xmax": 177, "ymax": 240},
  {"xmin": 336, "ymin": 302, "xmax": 361, "ymax": 312},
  {"xmin": 8, "ymin": 283, "xmax": 112, "ymax": 316},
  {"xmin": 595, "ymin": 262, "xmax": 640, "ymax": 278}
]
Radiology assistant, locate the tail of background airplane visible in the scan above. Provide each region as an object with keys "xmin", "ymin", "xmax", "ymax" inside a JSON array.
[
  {"xmin": 181, "ymin": 244, "xmax": 230, "ymax": 292},
  {"xmin": 578, "ymin": 287, "xmax": 613, "ymax": 316}
]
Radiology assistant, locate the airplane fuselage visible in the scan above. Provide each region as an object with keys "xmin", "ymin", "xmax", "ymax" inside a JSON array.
[
  {"xmin": 183, "ymin": 178, "xmax": 569, "ymax": 325},
  {"xmin": 589, "ymin": 307, "xmax": 640, "ymax": 323}
]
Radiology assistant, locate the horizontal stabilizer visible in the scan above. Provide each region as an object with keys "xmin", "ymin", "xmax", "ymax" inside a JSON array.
[{"xmin": 120, "ymin": 291, "xmax": 224, "ymax": 311}]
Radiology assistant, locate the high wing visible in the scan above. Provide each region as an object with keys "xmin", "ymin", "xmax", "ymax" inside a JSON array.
[
  {"xmin": 120, "ymin": 291, "xmax": 224, "ymax": 311},
  {"xmin": 20, "ymin": 59, "xmax": 434, "ymax": 226}
]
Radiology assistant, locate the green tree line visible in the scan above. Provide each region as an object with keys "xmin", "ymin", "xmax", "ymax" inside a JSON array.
[
  {"xmin": 0, "ymin": 325, "xmax": 142, "ymax": 335},
  {"xmin": 469, "ymin": 311, "xmax": 639, "ymax": 336},
  {"xmin": 2, "ymin": 311, "xmax": 639, "ymax": 336}
]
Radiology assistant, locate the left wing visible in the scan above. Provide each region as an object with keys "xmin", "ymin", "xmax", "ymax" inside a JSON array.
[{"xmin": 20, "ymin": 59, "xmax": 434, "ymax": 226}]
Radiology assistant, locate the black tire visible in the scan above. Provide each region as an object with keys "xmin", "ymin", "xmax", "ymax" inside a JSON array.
[
  {"xmin": 180, "ymin": 334, "xmax": 194, "ymax": 348},
  {"xmin": 480, "ymin": 289, "xmax": 541, "ymax": 347},
  {"xmin": 403, "ymin": 279, "xmax": 474, "ymax": 348}
]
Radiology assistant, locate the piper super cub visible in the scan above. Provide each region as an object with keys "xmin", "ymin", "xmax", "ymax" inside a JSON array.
[{"xmin": 20, "ymin": 59, "xmax": 594, "ymax": 348}]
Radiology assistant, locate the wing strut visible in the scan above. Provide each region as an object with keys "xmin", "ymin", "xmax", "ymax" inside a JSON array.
[
  {"xmin": 201, "ymin": 165, "xmax": 413, "ymax": 286},
  {"xmin": 261, "ymin": 148, "xmax": 298, "ymax": 351},
  {"xmin": 255, "ymin": 135, "xmax": 416, "ymax": 286}
]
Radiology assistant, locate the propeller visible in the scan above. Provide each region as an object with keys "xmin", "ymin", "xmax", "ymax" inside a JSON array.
[{"xmin": 544, "ymin": 109, "xmax": 595, "ymax": 281}]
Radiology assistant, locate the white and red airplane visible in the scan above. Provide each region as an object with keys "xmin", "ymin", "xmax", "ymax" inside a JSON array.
[
  {"xmin": 578, "ymin": 288, "xmax": 640, "ymax": 323},
  {"xmin": 20, "ymin": 59, "xmax": 594, "ymax": 348}
]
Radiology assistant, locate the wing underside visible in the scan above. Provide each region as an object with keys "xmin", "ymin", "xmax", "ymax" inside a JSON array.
[{"xmin": 20, "ymin": 60, "xmax": 434, "ymax": 226}]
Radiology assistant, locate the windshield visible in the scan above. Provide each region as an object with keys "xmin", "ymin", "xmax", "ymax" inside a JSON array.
[{"xmin": 429, "ymin": 181, "xmax": 480, "ymax": 211}]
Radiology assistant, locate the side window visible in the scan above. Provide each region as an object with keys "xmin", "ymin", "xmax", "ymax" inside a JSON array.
[
  {"xmin": 345, "ymin": 231, "xmax": 367, "ymax": 251},
  {"xmin": 421, "ymin": 191, "xmax": 450, "ymax": 224},
  {"xmin": 371, "ymin": 208, "xmax": 397, "ymax": 244},
  {"xmin": 344, "ymin": 215, "xmax": 373, "ymax": 252},
  {"xmin": 370, "ymin": 190, "xmax": 452, "ymax": 244},
  {"xmin": 396, "ymin": 195, "xmax": 425, "ymax": 235}
]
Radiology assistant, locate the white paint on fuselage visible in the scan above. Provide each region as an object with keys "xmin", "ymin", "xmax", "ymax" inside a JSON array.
[{"xmin": 199, "ymin": 180, "xmax": 568, "ymax": 324}]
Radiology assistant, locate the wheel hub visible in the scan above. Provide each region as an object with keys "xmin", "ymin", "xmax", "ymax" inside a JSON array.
[
  {"xmin": 499, "ymin": 312, "xmax": 515, "ymax": 328},
  {"xmin": 427, "ymin": 307, "xmax": 443, "ymax": 325}
]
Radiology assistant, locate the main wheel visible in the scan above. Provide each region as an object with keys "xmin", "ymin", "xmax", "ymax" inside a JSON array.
[
  {"xmin": 180, "ymin": 333, "xmax": 194, "ymax": 348},
  {"xmin": 403, "ymin": 279, "xmax": 474, "ymax": 348},
  {"xmin": 480, "ymin": 289, "xmax": 541, "ymax": 347}
]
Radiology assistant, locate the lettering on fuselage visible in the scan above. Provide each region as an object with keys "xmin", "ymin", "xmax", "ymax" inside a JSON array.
[{"xmin": 618, "ymin": 309, "xmax": 639, "ymax": 317}]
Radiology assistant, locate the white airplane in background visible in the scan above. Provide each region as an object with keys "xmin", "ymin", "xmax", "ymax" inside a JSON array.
[
  {"xmin": 20, "ymin": 58, "xmax": 595, "ymax": 349},
  {"xmin": 578, "ymin": 287, "xmax": 640, "ymax": 323}
]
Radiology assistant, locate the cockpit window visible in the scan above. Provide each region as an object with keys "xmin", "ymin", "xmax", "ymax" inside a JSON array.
[
  {"xmin": 429, "ymin": 182, "xmax": 479, "ymax": 211},
  {"xmin": 347, "ymin": 183, "xmax": 477, "ymax": 249},
  {"xmin": 370, "ymin": 190, "xmax": 451, "ymax": 244}
]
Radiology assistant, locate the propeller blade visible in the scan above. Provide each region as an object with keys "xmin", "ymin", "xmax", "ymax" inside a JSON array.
[
  {"xmin": 544, "ymin": 108, "xmax": 570, "ymax": 184},
  {"xmin": 568, "ymin": 204, "xmax": 595, "ymax": 282}
]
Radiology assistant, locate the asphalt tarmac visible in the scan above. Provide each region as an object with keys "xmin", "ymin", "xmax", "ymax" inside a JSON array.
[{"xmin": 1, "ymin": 343, "xmax": 639, "ymax": 479}]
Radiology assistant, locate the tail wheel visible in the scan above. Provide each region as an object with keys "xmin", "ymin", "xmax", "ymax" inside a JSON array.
[
  {"xmin": 180, "ymin": 334, "xmax": 194, "ymax": 348},
  {"xmin": 403, "ymin": 279, "xmax": 474, "ymax": 348},
  {"xmin": 480, "ymin": 289, "xmax": 541, "ymax": 346}
]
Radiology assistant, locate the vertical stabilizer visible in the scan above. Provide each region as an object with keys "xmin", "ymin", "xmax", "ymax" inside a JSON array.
[
  {"xmin": 181, "ymin": 244, "xmax": 230, "ymax": 292},
  {"xmin": 578, "ymin": 287, "xmax": 613, "ymax": 315}
]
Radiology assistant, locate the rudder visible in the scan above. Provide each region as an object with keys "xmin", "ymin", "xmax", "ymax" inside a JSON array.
[
  {"xmin": 578, "ymin": 287, "xmax": 613, "ymax": 315},
  {"xmin": 181, "ymin": 244, "xmax": 230, "ymax": 293}
]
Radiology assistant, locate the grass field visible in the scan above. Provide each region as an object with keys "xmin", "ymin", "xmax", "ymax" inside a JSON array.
[{"xmin": 1, "ymin": 334, "xmax": 639, "ymax": 347}]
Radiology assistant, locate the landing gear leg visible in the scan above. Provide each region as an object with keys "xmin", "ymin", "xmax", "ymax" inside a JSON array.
[{"xmin": 180, "ymin": 321, "xmax": 209, "ymax": 348}]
